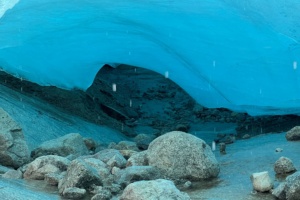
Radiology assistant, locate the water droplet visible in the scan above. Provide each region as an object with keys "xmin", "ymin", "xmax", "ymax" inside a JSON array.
[
  {"xmin": 293, "ymin": 61, "xmax": 297, "ymax": 69},
  {"xmin": 112, "ymin": 83, "xmax": 117, "ymax": 92},
  {"xmin": 165, "ymin": 71, "xmax": 169, "ymax": 78},
  {"xmin": 212, "ymin": 141, "xmax": 216, "ymax": 151}
]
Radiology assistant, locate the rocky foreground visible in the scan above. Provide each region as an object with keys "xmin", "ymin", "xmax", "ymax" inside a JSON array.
[{"xmin": 1, "ymin": 106, "xmax": 300, "ymax": 200}]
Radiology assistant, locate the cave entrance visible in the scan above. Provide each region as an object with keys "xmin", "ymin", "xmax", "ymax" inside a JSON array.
[{"xmin": 86, "ymin": 64, "xmax": 196, "ymax": 137}]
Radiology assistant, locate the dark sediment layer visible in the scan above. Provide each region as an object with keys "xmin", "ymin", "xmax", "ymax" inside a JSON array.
[{"xmin": 1, "ymin": 65, "xmax": 299, "ymax": 138}]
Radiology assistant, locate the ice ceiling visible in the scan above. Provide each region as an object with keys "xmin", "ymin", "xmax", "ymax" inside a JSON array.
[{"xmin": 1, "ymin": 0, "xmax": 300, "ymax": 116}]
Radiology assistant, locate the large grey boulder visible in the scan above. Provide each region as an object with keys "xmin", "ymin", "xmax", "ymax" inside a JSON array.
[
  {"xmin": 274, "ymin": 157, "xmax": 296, "ymax": 174},
  {"xmin": 147, "ymin": 131, "xmax": 219, "ymax": 180},
  {"xmin": 286, "ymin": 126, "xmax": 300, "ymax": 141},
  {"xmin": 115, "ymin": 166, "xmax": 161, "ymax": 188},
  {"xmin": 24, "ymin": 155, "xmax": 70, "ymax": 180},
  {"xmin": 0, "ymin": 108, "xmax": 30, "ymax": 168},
  {"xmin": 285, "ymin": 171, "xmax": 300, "ymax": 200},
  {"xmin": 120, "ymin": 179, "xmax": 190, "ymax": 200},
  {"xmin": 31, "ymin": 133, "xmax": 89, "ymax": 159},
  {"xmin": 58, "ymin": 159, "xmax": 102, "ymax": 194}
]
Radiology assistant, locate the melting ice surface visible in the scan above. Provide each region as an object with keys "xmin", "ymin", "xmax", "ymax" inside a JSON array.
[{"xmin": 1, "ymin": 0, "xmax": 300, "ymax": 116}]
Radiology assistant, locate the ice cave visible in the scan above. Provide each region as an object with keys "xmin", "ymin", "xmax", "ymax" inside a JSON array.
[{"xmin": 0, "ymin": 1, "xmax": 300, "ymax": 200}]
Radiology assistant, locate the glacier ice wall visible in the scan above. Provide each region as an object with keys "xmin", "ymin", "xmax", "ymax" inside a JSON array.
[{"xmin": 1, "ymin": 0, "xmax": 300, "ymax": 115}]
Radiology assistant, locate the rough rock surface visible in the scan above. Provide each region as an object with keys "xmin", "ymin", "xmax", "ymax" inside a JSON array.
[
  {"xmin": 286, "ymin": 126, "xmax": 300, "ymax": 141},
  {"xmin": 250, "ymin": 171, "xmax": 273, "ymax": 192},
  {"xmin": 134, "ymin": 134, "xmax": 155, "ymax": 150},
  {"xmin": 0, "ymin": 108, "xmax": 30, "ymax": 168},
  {"xmin": 91, "ymin": 186, "xmax": 112, "ymax": 200},
  {"xmin": 127, "ymin": 151, "xmax": 148, "ymax": 167},
  {"xmin": 58, "ymin": 159, "xmax": 102, "ymax": 194},
  {"xmin": 272, "ymin": 182, "xmax": 286, "ymax": 200},
  {"xmin": 147, "ymin": 131, "xmax": 220, "ymax": 180},
  {"xmin": 2, "ymin": 169, "xmax": 22, "ymax": 179},
  {"xmin": 24, "ymin": 155, "xmax": 70, "ymax": 180},
  {"xmin": 274, "ymin": 156, "xmax": 296, "ymax": 174},
  {"xmin": 109, "ymin": 141, "xmax": 139, "ymax": 151},
  {"xmin": 83, "ymin": 137, "xmax": 97, "ymax": 151},
  {"xmin": 92, "ymin": 149, "xmax": 125, "ymax": 164},
  {"xmin": 83, "ymin": 158, "xmax": 110, "ymax": 178},
  {"xmin": 120, "ymin": 179, "xmax": 191, "ymax": 200},
  {"xmin": 285, "ymin": 171, "xmax": 300, "ymax": 200},
  {"xmin": 118, "ymin": 150, "xmax": 137, "ymax": 159},
  {"xmin": 45, "ymin": 172, "xmax": 66, "ymax": 186},
  {"xmin": 115, "ymin": 166, "xmax": 161, "ymax": 188},
  {"xmin": 31, "ymin": 133, "xmax": 89, "ymax": 159},
  {"xmin": 62, "ymin": 187, "xmax": 86, "ymax": 199}
]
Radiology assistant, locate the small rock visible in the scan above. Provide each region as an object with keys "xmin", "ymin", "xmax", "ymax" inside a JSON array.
[
  {"xmin": 91, "ymin": 187, "xmax": 112, "ymax": 200},
  {"xmin": 275, "ymin": 148, "xmax": 283, "ymax": 152},
  {"xmin": 92, "ymin": 149, "xmax": 125, "ymax": 164},
  {"xmin": 108, "ymin": 183, "xmax": 122, "ymax": 194},
  {"xmin": 219, "ymin": 143, "xmax": 226, "ymax": 154},
  {"xmin": 183, "ymin": 181, "xmax": 192, "ymax": 189},
  {"xmin": 120, "ymin": 179, "xmax": 191, "ymax": 200},
  {"xmin": 126, "ymin": 151, "xmax": 148, "ymax": 167},
  {"xmin": 83, "ymin": 137, "xmax": 96, "ymax": 151},
  {"xmin": 274, "ymin": 157, "xmax": 296, "ymax": 174},
  {"xmin": 242, "ymin": 134, "xmax": 251, "ymax": 139},
  {"xmin": 175, "ymin": 124, "xmax": 189, "ymax": 133},
  {"xmin": 82, "ymin": 158, "xmax": 110, "ymax": 179},
  {"xmin": 134, "ymin": 134, "xmax": 155, "ymax": 150},
  {"xmin": 250, "ymin": 171, "xmax": 273, "ymax": 192},
  {"xmin": 110, "ymin": 141, "xmax": 139, "ymax": 151},
  {"xmin": 111, "ymin": 166, "xmax": 121, "ymax": 175},
  {"xmin": 63, "ymin": 187, "xmax": 86, "ymax": 199},
  {"xmin": 106, "ymin": 154, "xmax": 127, "ymax": 169}
]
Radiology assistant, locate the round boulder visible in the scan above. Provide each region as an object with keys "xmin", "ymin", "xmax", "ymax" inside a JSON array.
[
  {"xmin": 286, "ymin": 126, "xmax": 300, "ymax": 141},
  {"xmin": 147, "ymin": 131, "xmax": 220, "ymax": 180},
  {"xmin": 274, "ymin": 156, "xmax": 296, "ymax": 174}
]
